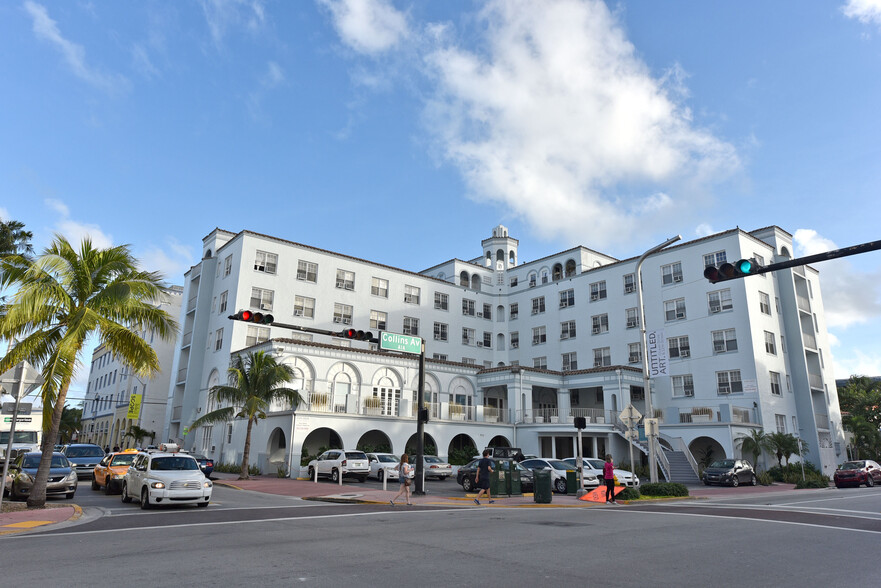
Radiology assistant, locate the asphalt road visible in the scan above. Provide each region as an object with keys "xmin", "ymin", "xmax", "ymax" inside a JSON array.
[{"xmin": 3, "ymin": 485, "xmax": 880, "ymax": 587}]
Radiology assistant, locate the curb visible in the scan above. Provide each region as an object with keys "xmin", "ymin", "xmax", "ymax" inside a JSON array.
[{"xmin": 0, "ymin": 503, "xmax": 83, "ymax": 536}]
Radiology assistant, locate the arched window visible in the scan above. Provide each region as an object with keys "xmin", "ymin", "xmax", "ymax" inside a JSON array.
[
  {"xmin": 509, "ymin": 250, "xmax": 516, "ymax": 266},
  {"xmin": 460, "ymin": 271, "xmax": 470, "ymax": 287},
  {"xmin": 485, "ymin": 252, "xmax": 492, "ymax": 267},
  {"xmin": 471, "ymin": 274, "xmax": 481, "ymax": 291},
  {"xmin": 552, "ymin": 263, "xmax": 563, "ymax": 281},
  {"xmin": 565, "ymin": 259, "xmax": 576, "ymax": 277}
]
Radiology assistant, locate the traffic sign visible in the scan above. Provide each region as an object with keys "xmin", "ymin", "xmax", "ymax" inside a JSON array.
[
  {"xmin": 379, "ymin": 331, "xmax": 423, "ymax": 355},
  {"xmin": 624, "ymin": 430, "xmax": 639, "ymax": 441},
  {"xmin": 618, "ymin": 403, "xmax": 642, "ymax": 428},
  {"xmin": 644, "ymin": 418, "xmax": 659, "ymax": 436}
]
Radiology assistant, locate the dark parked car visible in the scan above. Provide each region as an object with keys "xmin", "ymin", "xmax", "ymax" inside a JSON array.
[
  {"xmin": 702, "ymin": 459, "xmax": 757, "ymax": 487},
  {"xmin": 62, "ymin": 444, "xmax": 106, "ymax": 479},
  {"xmin": 833, "ymin": 460, "xmax": 881, "ymax": 488},
  {"xmin": 457, "ymin": 458, "xmax": 534, "ymax": 492},
  {"xmin": 4, "ymin": 452, "xmax": 78, "ymax": 500},
  {"xmin": 190, "ymin": 454, "xmax": 215, "ymax": 478}
]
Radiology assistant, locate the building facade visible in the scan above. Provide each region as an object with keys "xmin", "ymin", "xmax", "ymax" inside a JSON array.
[
  {"xmin": 163, "ymin": 225, "xmax": 845, "ymax": 478},
  {"xmin": 81, "ymin": 286, "xmax": 182, "ymax": 449}
]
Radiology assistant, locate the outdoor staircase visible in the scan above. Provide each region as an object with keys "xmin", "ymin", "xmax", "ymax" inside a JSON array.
[{"xmin": 663, "ymin": 450, "xmax": 701, "ymax": 484}]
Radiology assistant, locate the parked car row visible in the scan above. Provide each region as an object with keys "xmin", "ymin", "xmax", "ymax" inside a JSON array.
[
  {"xmin": 834, "ymin": 460, "xmax": 881, "ymax": 488},
  {"xmin": 457, "ymin": 458, "xmax": 535, "ymax": 492}
]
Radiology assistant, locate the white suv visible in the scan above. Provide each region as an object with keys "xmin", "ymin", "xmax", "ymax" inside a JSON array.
[
  {"xmin": 307, "ymin": 450, "xmax": 369, "ymax": 483},
  {"xmin": 121, "ymin": 444, "xmax": 212, "ymax": 509}
]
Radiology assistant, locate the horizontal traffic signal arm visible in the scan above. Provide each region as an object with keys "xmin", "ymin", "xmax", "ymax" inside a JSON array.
[
  {"xmin": 704, "ymin": 238, "xmax": 881, "ymax": 284},
  {"xmin": 227, "ymin": 313, "xmax": 377, "ymax": 342},
  {"xmin": 228, "ymin": 310, "xmax": 274, "ymax": 324}
]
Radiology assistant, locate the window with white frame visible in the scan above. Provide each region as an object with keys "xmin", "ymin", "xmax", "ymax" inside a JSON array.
[
  {"xmin": 591, "ymin": 314, "xmax": 609, "ymax": 334},
  {"xmin": 531, "ymin": 296, "xmax": 546, "ymax": 314},
  {"xmin": 250, "ymin": 287, "xmax": 274, "ymax": 311},
  {"xmin": 462, "ymin": 357, "xmax": 476, "ymax": 365},
  {"xmin": 664, "ymin": 298, "xmax": 686, "ymax": 321},
  {"xmin": 333, "ymin": 303, "xmax": 353, "ymax": 325},
  {"xmin": 510, "ymin": 302, "xmax": 519, "ymax": 320},
  {"xmin": 219, "ymin": 291, "xmax": 228, "ymax": 314},
  {"xmin": 214, "ymin": 328, "xmax": 223, "ymax": 351},
  {"xmin": 770, "ymin": 371, "xmax": 782, "ymax": 396},
  {"xmin": 623, "ymin": 273, "xmax": 636, "ymax": 294},
  {"xmin": 510, "ymin": 276, "xmax": 519, "ymax": 287},
  {"xmin": 201, "ymin": 425, "xmax": 213, "ymax": 452},
  {"xmin": 463, "ymin": 299, "xmax": 476, "ymax": 316},
  {"xmin": 434, "ymin": 322, "xmax": 448, "ymax": 341},
  {"xmin": 661, "ymin": 262, "xmax": 683, "ymax": 285},
  {"xmin": 589, "ymin": 281, "xmax": 607, "ymax": 301},
  {"xmin": 532, "ymin": 326, "xmax": 547, "ymax": 345},
  {"xmin": 628, "ymin": 342, "xmax": 642, "ymax": 364},
  {"xmin": 371, "ymin": 277, "xmax": 389, "ymax": 298},
  {"xmin": 223, "ymin": 255, "xmax": 232, "ymax": 277},
  {"xmin": 807, "ymin": 280, "xmax": 813, "ymax": 299},
  {"xmin": 712, "ymin": 329, "xmax": 737, "ymax": 353},
  {"xmin": 703, "ymin": 251, "xmax": 727, "ymax": 267},
  {"xmin": 246, "ymin": 325, "xmax": 270, "ymax": 347},
  {"xmin": 482, "ymin": 304, "xmax": 492, "ymax": 319},
  {"xmin": 560, "ymin": 289, "xmax": 575, "ymax": 308},
  {"xmin": 226, "ymin": 423, "xmax": 233, "ymax": 444},
  {"xmin": 562, "ymin": 352, "xmax": 578, "ymax": 371},
  {"xmin": 254, "ymin": 250, "xmax": 278, "ymax": 274},
  {"xmin": 625, "ymin": 307, "xmax": 639, "ymax": 329},
  {"xmin": 716, "ymin": 370, "xmax": 743, "ymax": 394},
  {"xmin": 561, "ymin": 320, "xmax": 577, "ymax": 340},
  {"xmin": 672, "ymin": 374, "xmax": 694, "ymax": 397},
  {"xmin": 294, "ymin": 296, "xmax": 315, "ymax": 318},
  {"xmin": 533, "ymin": 356, "xmax": 547, "ymax": 369},
  {"xmin": 765, "ymin": 331, "xmax": 777, "ymax": 355},
  {"xmin": 462, "ymin": 327, "xmax": 475, "ymax": 345},
  {"xmin": 510, "ymin": 332, "xmax": 520, "ymax": 349},
  {"xmin": 759, "ymin": 291, "xmax": 771, "ymax": 315},
  {"xmin": 541, "ymin": 270, "xmax": 549, "ymax": 284},
  {"xmin": 370, "ymin": 310, "xmax": 387, "ymax": 331},
  {"xmin": 775, "ymin": 413, "xmax": 786, "ymax": 433},
  {"xmin": 336, "ymin": 269, "xmax": 355, "ymax": 290},
  {"xmin": 482, "ymin": 332, "xmax": 492, "ymax": 347},
  {"xmin": 528, "ymin": 272, "xmax": 537, "ymax": 287},
  {"xmin": 297, "ymin": 260, "xmax": 317, "ymax": 283},
  {"xmin": 404, "ymin": 285, "xmax": 421, "ymax": 304},
  {"xmin": 708, "ymin": 288, "xmax": 733, "ymax": 313},
  {"xmin": 668, "ymin": 335, "xmax": 691, "ymax": 359},
  {"xmin": 593, "ymin": 347, "xmax": 611, "ymax": 367},
  {"xmin": 403, "ymin": 317, "xmax": 419, "ymax": 336},
  {"xmin": 433, "ymin": 353, "xmax": 448, "ymax": 361},
  {"xmin": 434, "ymin": 291, "xmax": 449, "ymax": 310}
]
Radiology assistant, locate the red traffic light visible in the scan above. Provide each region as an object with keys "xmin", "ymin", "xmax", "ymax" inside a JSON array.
[
  {"xmin": 338, "ymin": 329, "xmax": 374, "ymax": 341},
  {"xmin": 228, "ymin": 310, "xmax": 274, "ymax": 325}
]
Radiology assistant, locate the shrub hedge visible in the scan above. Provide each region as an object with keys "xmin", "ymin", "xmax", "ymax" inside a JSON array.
[
  {"xmin": 616, "ymin": 487, "xmax": 641, "ymax": 500},
  {"xmin": 795, "ymin": 479, "xmax": 828, "ymax": 489},
  {"xmin": 639, "ymin": 482, "xmax": 689, "ymax": 497}
]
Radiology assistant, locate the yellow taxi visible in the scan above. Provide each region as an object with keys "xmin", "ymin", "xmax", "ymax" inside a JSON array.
[{"xmin": 92, "ymin": 449, "xmax": 139, "ymax": 494}]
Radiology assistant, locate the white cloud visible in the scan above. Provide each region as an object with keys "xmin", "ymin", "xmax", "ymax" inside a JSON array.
[
  {"xmin": 842, "ymin": 0, "xmax": 881, "ymax": 27},
  {"xmin": 44, "ymin": 198, "xmax": 114, "ymax": 249},
  {"xmin": 421, "ymin": 0, "xmax": 739, "ymax": 247},
  {"xmin": 832, "ymin": 348, "xmax": 881, "ymax": 380},
  {"xmin": 23, "ymin": 1, "xmax": 130, "ymax": 94},
  {"xmin": 318, "ymin": 0, "xmax": 409, "ymax": 55},
  {"xmin": 695, "ymin": 223, "xmax": 715, "ymax": 237},
  {"xmin": 247, "ymin": 61, "xmax": 286, "ymax": 120},
  {"xmin": 200, "ymin": 0, "xmax": 267, "ymax": 49},
  {"xmin": 0, "ymin": 207, "xmax": 9, "ymax": 221},
  {"xmin": 793, "ymin": 228, "xmax": 881, "ymax": 329},
  {"xmin": 137, "ymin": 238, "xmax": 195, "ymax": 284}
]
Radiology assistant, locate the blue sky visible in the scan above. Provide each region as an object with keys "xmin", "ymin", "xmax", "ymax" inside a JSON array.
[{"xmin": 2, "ymin": 0, "xmax": 881, "ymax": 403}]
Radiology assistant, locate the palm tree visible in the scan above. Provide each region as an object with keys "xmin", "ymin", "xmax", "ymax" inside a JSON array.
[
  {"xmin": 190, "ymin": 351, "xmax": 300, "ymax": 480},
  {"xmin": 0, "ymin": 219, "xmax": 33, "ymax": 257},
  {"xmin": 767, "ymin": 432, "xmax": 798, "ymax": 467},
  {"xmin": 0, "ymin": 236, "xmax": 178, "ymax": 508},
  {"xmin": 736, "ymin": 428, "xmax": 772, "ymax": 471},
  {"xmin": 844, "ymin": 415, "xmax": 881, "ymax": 459},
  {"xmin": 124, "ymin": 425, "xmax": 156, "ymax": 447},
  {"xmin": 58, "ymin": 404, "xmax": 82, "ymax": 445}
]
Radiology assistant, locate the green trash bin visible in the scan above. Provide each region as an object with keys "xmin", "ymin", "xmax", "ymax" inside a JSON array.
[
  {"xmin": 533, "ymin": 469, "xmax": 552, "ymax": 503},
  {"xmin": 566, "ymin": 469, "xmax": 578, "ymax": 495},
  {"xmin": 490, "ymin": 465, "xmax": 506, "ymax": 496}
]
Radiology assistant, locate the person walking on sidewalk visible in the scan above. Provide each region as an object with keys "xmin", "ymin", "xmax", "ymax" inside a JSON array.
[
  {"xmin": 603, "ymin": 454, "xmax": 616, "ymax": 503},
  {"xmin": 474, "ymin": 449, "xmax": 495, "ymax": 505},
  {"xmin": 390, "ymin": 454, "xmax": 412, "ymax": 506}
]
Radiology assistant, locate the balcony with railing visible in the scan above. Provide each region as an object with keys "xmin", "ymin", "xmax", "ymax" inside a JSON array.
[
  {"xmin": 815, "ymin": 412, "xmax": 829, "ymax": 430},
  {"xmin": 181, "ymin": 331, "xmax": 193, "ymax": 348},
  {"xmin": 176, "ymin": 367, "xmax": 187, "ymax": 383},
  {"xmin": 802, "ymin": 331, "xmax": 817, "ymax": 349},
  {"xmin": 518, "ymin": 407, "xmax": 607, "ymax": 425},
  {"xmin": 796, "ymin": 295, "xmax": 811, "ymax": 313},
  {"xmin": 808, "ymin": 373, "xmax": 824, "ymax": 390},
  {"xmin": 186, "ymin": 296, "xmax": 198, "ymax": 313}
]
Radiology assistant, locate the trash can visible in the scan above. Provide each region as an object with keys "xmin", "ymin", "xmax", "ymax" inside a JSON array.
[
  {"xmin": 566, "ymin": 469, "xmax": 578, "ymax": 495},
  {"xmin": 533, "ymin": 469, "xmax": 552, "ymax": 504},
  {"xmin": 490, "ymin": 465, "xmax": 506, "ymax": 496}
]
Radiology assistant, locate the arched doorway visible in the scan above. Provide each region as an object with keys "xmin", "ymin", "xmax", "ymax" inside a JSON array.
[
  {"xmin": 406, "ymin": 433, "xmax": 437, "ymax": 455},
  {"xmin": 489, "ymin": 435, "xmax": 511, "ymax": 448},
  {"xmin": 688, "ymin": 436, "xmax": 726, "ymax": 469},
  {"xmin": 267, "ymin": 427, "xmax": 287, "ymax": 463},
  {"xmin": 300, "ymin": 427, "xmax": 343, "ymax": 463},
  {"xmin": 357, "ymin": 429, "xmax": 393, "ymax": 454},
  {"xmin": 448, "ymin": 433, "xmax": 477, "ymax": 464}
]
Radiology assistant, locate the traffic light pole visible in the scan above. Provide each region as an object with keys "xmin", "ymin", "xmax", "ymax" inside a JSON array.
[{"xmin": 414, "ymin": 341, "xmax": 426, "ymax": 495}]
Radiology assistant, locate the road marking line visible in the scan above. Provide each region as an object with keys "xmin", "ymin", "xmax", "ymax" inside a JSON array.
[{"xmin": 2, "ymin": 520, "xmax": 53, "ymax": 528}]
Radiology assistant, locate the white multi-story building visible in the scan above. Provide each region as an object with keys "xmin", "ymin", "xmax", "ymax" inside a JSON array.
[
  {"xmin": 164, "ymin": 225, "xmax": 845, "ymax": 479},
  {"xmin": 81, "ymin": 286, "xmax": 183, "ymax": 449}
]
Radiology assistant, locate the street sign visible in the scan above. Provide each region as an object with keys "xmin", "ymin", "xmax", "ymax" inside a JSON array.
[
  {"xmin": 644, "ymin": 418, "xmax": 659, "ymax": 436},
  {"xmin": 618, "ymin": 403, "xmax": 642, "ymax": 428},
  {"xmin": 646, "ymin": 330, "xmax": 668, "ymax": 377},
  {"xmin": 379, "ymin": 331, "xmax": 423, "ymax": 355},
  {"xmin": 2, "ymin": 403, "xmax": 31, "ymax": 415},
  {"xmin": 624, "ymin": 430, "xmax": 639, "ymax": 441}
]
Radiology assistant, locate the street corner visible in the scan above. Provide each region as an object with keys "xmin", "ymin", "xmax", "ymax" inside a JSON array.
[{"xmin": 0, "ymin": 503, "xmax": 82, "ymax": 536}]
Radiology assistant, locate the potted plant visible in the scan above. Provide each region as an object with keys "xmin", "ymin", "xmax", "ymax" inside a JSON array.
[
  {"xmin": 691, "ymin": 407, "xmax": 713, "ymax": 422},
  {"xmin": 449, "ymin": 403, "xmax": 466, "ymax": 420},
  {"xmin": 310, "ymin": 392, "xmax": 330, "ymax": 411},
  {"xmin": 364, "ymin": 396, "xmax": 382, "ymax": 415}
]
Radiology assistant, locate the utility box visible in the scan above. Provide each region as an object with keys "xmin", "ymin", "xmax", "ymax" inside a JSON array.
[{"xmin": 566, "ymin": 469, "xmax": 578, "ymax": 495}]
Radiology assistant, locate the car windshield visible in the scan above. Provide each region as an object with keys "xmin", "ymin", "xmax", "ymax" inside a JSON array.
[
  {"xmin": 709, "ymin": 460, "xmax": 736, "ymax": 469},
  {"xmin": 840, "ymin": 461, "xmax": 865, "ymax": 470},
  {"xmin": 377, "ymin": 455, "xmax": 397, "ymax": 463},
  {"xmin": 150, "ymin": 457, "xmax": 200, "ymax": 471},
  {"xmin": 0, "ymin": 431, "xmax": 38, "ymax": 444},
  {"xmin": 424, "ymin": 456, "xmax": 444, "ymax": 463},
  {"xmin": 586, "ymin": 459, "xmax": 606, "ymax": 469},
  {"xmin": 110, "ymin": 454, "xmax": 136, "ymax": 466},
  {"xmin": 22, "ymin": 455, "xmax": 69, "ymax": 468},
  {"xmin": 66, "ymin": 446, "xmax": 105, "ymax": 458},
  {"xmin": 547, "ymin": 460, "xmax": 572, "ymax": 470},
  {"xmin": 345, "ymin": 452, "xmax": 367, "ymax": 460}
]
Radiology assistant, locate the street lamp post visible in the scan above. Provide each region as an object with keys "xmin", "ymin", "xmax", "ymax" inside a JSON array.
[{"xmin": 636, "ymin": 235, "xmax": 682, "ymax": 484}]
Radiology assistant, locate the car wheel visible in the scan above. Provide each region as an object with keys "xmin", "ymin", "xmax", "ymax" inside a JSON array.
[
  {"xmin": 140, "ymin": 487, "xmax": 152, "ymax": 510},
  {"xmin": 197, "ymin": 501, "xmax": 209, "ymax": 508},
  {"xmin": 121, "ymin": 482, "xmax": 132, "ymax": 503},
  {"xmin": 867, "ymin": 476, "xmax": 875, "ymax": 488},
  {"xmin": 377, "ymin": 469, "xmax": 384, "ymax": 482},
  {"xmin": 554, "ymin": 478, "xmax": 567, "ymax": 494},
  {"xmin": 703, "ymin": 479, "xmax": 710, "ymax": 486},
  {"xmin": 331, "ymin": 469, "xmax": 339, "ymax": 483},
  {"xmin": 358, "ymin": 476, "xmax": 367, "ymax": 483},
  {"xmin": 462, "ymin": 477, "xmax": 473, "ymax": 492},
  {"xmin": 308, "ymin": 467, "xmax": 315, "ymax": 480},
  {"xmin": 731, "ymin": 476, "xmax": 739, "ymax": 488},
  {"xmin": 91, "ymin": 477, "xmax": 99, "ymax": 491},
  {"xmin": 104, "ymin": 479, "xmax": 114, "ymax": 495},
  {"xmin": 750, "ymin": 474, "xmax": 758, "ymax": 486}
]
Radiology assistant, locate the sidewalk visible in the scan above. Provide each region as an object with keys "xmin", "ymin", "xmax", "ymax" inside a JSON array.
[{"xmin": 0, "ymin": 504, "xmax": 82, "ymax": 536}]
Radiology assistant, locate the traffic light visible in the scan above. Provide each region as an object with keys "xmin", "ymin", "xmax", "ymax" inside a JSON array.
[
  {"xmin": 704, "ymin": 258, "xmax": 763, "ymax": 283},
  {"xmin": 228, "ymin": 310, "xmax": 275, "ymax": 325},
  {"xmin": 337, "ymin": 328, "xmax": 375, "ymax": 341}
]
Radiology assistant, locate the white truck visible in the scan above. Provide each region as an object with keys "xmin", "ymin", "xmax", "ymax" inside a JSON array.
[{"xmin": 1, "ymin": 397, "xmax": 43, "ymax": 460}]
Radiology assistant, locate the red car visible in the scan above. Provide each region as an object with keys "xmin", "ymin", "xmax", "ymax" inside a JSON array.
[{"xmin": 833, "ymin": 460, "xmax": 881, "ymax": 488}]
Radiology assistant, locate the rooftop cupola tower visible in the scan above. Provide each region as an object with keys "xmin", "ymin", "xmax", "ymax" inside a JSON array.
[{"xmin": 481, "ymin": 224, "xmax": 519, "ymax": 270}]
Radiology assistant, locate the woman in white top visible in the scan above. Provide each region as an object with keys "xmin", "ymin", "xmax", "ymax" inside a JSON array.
[{"xmin": 390, "ymin": 454, "xmax": 412, "ymax": 506}]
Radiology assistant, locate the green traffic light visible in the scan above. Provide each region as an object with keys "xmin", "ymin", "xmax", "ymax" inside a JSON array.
[{"xmin": 735, "ymin": 259, "xmax": 753, "ymax": 274}]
